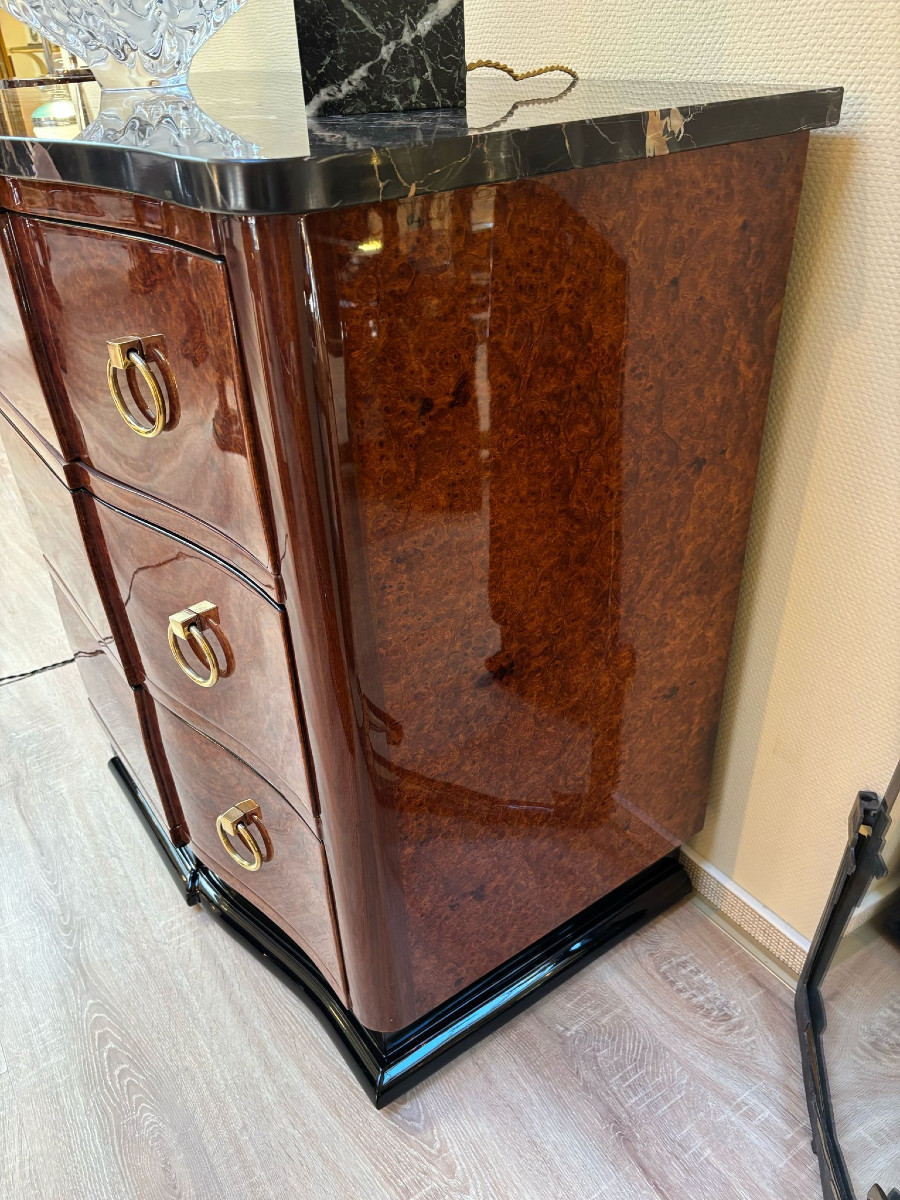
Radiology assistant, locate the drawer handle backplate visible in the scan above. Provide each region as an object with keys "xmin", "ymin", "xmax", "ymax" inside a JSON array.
[
  {"xmin": 167, "ymin": 601, "xmax": 221, "ymax": 688},
  {"xmin": 216, "ymin": 799, "xmax": 274, "ymax": 872},
  {"xmin": 106, "ymin": 335, "xmax": 167, "ymax": 438}
]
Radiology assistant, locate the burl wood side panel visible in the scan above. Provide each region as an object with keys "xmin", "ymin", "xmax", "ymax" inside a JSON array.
[
  {"xmin": 91, "ymin": 499, "xmax": 316, "ymax": 822},
  {"xmin": 152, "ymin": 699, "xmax": 346, "ymax": 998},
  {"xmin": 293, "ymin": 133, "xmax": 808, "ymax": 1028},
  {"xmin": 10, "ymin": 216, "xmax": 275, "ymax": 570}
]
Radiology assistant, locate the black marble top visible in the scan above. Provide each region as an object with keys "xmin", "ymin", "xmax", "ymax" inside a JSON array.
[{"xmin": 0, "ymin": 72, "xmax": 842, "ymax": 215}]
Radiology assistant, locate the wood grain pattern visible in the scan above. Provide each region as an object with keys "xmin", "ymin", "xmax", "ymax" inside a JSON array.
[
  {"xmin": 0, "ymin": 175, "xmax": 221, "ymax": 255},
  {"xmin": 74, "ymin": 461, "xmax": 280, "ymax": 601},
  {"xmin": 244, "ymin": 133, "xmax": 809, "ymax": 1029},
  {"xmin": 92, "ymin": 498, "xmax": 315, "ymax": 820},
  {"xmin": 152, "ymin": 698, "xmax": 346, "ymax": 996},
  {"xmin": 0, "ymin": 658, "xmax": 822, "ymax": 1199},
  {"xmin": 10, "ymin": 214, "xmax": 275, "ymax": 570}
]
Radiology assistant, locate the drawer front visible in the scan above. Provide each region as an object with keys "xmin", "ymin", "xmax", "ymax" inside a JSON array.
[
  {"xmin": 92, "ymin": 499, "xmax": 315, "ymax": 819},
  {"xmin": 52, "ymin": 580, "xmax": 174, "ymax": 830},
  {"xmin": 15, "ymin": 217, "xmax": 273, "ymax": 568},
  {"xmin": 153, "ymin": 701, "xmax": 346, "ymax": 998}
]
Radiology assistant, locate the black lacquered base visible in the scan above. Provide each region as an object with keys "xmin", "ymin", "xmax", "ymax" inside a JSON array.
[{"xmin": 110, "ymin": 756, "xmax": 691, "ymax": 1107}]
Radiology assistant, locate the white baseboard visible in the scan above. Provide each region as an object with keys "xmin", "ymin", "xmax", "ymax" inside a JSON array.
[{"xmin": 679, "ymin": 847, "xmax": 810, "ymax": 979}]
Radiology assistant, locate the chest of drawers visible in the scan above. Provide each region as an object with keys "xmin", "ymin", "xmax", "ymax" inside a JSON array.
[{"xmin": 0, "ymin": 77, "xmax": 841, "ymax": 1104}]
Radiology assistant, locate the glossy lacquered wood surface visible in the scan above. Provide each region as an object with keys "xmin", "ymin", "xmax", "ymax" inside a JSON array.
[
  {"xmin": 225, "ymin": 134, "xmax": 810, "ymax": 1030},
  {"xmin": 0, "ymin": 176, "xmax": 220, "ymax": 255},
  {"xmin": 91, "ymin": 498, "xmax": 316, "ymax": 820},
  {"xmin": 151, "ymin": 699, "xmax": 345, "ymax": 997},
  {"xmin": 10, "ymin": 214, "xmax": 275, "ymax": 570},
  {"xmin": 224, "ymin": 212, "xmax": 400, "ymax": 1027},
  {"xmin": 73, "ymin": 462, "xmax": 280, "ymax": 601}
]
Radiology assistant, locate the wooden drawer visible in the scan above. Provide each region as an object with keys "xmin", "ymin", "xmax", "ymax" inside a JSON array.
[
  {"xmin": 153, "ymin": 700, "xmax": 346, "ymax": 999},
  {"xmin": 13, "ymin": 217, "xmax": 273, "ymax": 570},
  {"xmin": 91, "ymin": 498, "xmax": 315, "ymax": 820}
]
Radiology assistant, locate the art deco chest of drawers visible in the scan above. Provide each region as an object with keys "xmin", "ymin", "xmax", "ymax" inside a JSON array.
[{"xmin": 0, "ymin": 76, "xmax": 842, "ymax": 1103}]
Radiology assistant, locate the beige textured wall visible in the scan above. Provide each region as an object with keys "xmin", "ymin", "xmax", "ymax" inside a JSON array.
[
  {"xmin": 467, "ymin": 0, "xmax": 900, "ymax": 938},
  {"xmin": 196, "ymin": 0, "xmax": 899, "ymax": 938}
]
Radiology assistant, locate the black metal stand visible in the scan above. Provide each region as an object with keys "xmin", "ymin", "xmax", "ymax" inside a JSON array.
[
  {"xmin": 795, "ymin": 760, "xmax": 898, "ymax": 1200},
  {"xmin": 110, "ymin": 755, "xmax": 692, "ymax": 1107}
]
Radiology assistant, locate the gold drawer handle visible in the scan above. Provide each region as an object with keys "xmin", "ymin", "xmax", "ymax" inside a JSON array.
[
  {"xmin": 216, "ymin": 799, "xmax": 274, "ymax": 872},
  {"xmin": 106, "ymin": 335, "xmax": 167, "ymax": 438},
  {"xmin": 167, "ymin": 601, "xmax": 220, "ymax": 688}
]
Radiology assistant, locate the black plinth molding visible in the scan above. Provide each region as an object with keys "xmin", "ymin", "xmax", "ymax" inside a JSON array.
[{"xmin": 110, "ymin": 755, "xmax": 692, "ymax": 1107}]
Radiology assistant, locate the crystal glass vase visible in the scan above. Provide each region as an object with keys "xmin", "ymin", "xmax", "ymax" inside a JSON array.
[{"xmin": 0, "ymin": 0, "xmax": 248, "ymax": 89}]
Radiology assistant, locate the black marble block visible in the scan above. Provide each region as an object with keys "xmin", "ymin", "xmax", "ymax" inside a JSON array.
[{"xmin": 297, "ymin": 0, "xmax": 465, "ymax": 116}]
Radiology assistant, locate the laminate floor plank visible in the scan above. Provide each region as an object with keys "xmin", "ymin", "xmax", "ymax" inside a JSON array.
[
  {"xmin": 822, "ymin": 928, "xmax": 900, "ymax": 1195},
  {"xmin": 0, "ymin": 440, "xmax": 71, "ymax": 678},
  {"xmin": 1, "ymin": 662, "xmax": 824, "ymax": 1200}
]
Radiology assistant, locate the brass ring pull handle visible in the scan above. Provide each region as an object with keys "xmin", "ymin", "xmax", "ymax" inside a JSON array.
[
  {"xmin": 216, "ymin": 799, "xmax": 274, "ymax": 872},
  {"xmin": 167, "ymin": 601, "xmax": 220, "ymax": 688},
  {"xmin": 106, "ymin": 335, "xmax": 167, "ymax": 438}
]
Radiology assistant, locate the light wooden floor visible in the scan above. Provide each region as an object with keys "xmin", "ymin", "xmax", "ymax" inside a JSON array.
[
  {"xmin": 0, "ymin": 443, "xmax": 823, "ymax": 1200},
  {"xmin": 824, "ymin": 925, "xmax": 900, "ymax": 1195}
]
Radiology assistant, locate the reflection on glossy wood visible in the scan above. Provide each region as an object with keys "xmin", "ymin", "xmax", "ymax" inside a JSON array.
[
  {"xmin": 252, "ymin": 133, "xmax": 807, "ymax": 1030},
  {"xmin": 0, "ymin": 175, "xmax": 221, "ymax": 254},
  {"xmin": 92, "ymin": 498, "xmax": 315, "ymax": 820},
  {"xmin": 152, "ymin": 698, "xmax": 346, "ymax": 996},
  {"xmin": 224, "ymin": 211, "xmax": 396, "ymax": 1024},
  {"xmin": 74, "ymin": 462, "xmax": 281, "ymax": 600},
  {"xmin": 11, "ymin": 215, "xmax": 275, "ymax": 568}
]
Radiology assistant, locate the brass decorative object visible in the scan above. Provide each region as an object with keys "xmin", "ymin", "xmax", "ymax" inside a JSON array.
[
  {"xmin": 216, "ymin": 799, "xmax": 274, "ymax": 872},
  {"xmin": 106, "ymin": 335, "xmax": 166, "ymax": 438},
  {"xmin": 466, "ymin": 60, "xmax": 578, "ymax": 82},
  {"xmin": 167, "ymin": 600, "xmax": 220, "ymax": 688}
]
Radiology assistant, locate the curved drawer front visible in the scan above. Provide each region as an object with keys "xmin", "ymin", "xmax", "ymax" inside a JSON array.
[
  {"xmin": 92, "ymin": 498, "xmax": 315, "ymax": 820},
  {"xmin": 15, "ymin": 217, "xmax": 272, "ymax": 569},
  {"xmin": 153, "ymin": 700, "xmax": 345, "ymax": 999}
]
